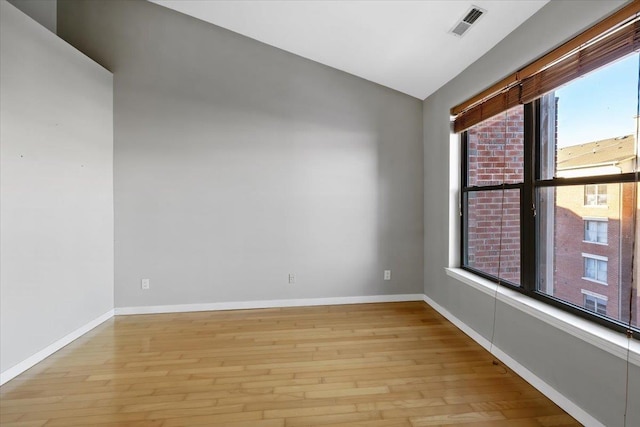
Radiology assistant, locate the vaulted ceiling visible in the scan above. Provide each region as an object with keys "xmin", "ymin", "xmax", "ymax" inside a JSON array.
[{"xmin": 149, "ymin": 1, "xmax": 549, "ymax": 99}]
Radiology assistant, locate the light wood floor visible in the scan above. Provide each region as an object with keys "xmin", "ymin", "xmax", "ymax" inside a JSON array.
[{"xmin": 0, "ymin": 302, "xmax": 580, "ymax": 427}]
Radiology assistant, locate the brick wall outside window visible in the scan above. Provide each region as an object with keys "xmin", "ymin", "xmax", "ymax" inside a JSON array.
[{"xmin": 466, "ymin": 107, "xmax": 523, "ymax": 284}]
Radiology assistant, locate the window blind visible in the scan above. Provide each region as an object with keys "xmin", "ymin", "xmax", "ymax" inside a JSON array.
[{"xmin": 452, "ymin": 0, "xmax": 640, "ymax": 133}]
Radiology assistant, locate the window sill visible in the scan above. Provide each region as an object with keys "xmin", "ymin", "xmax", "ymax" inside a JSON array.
[
  {"xmin": 582, "ymin": 240, "xmax": 608, "ymax": 246},
  {"xmin": 445, "ymin": 267, "xmax": 640, "ymax": 367},
  {"xmin": 581, "ymin": 277, "xmax": 608, "ymax": 286}
]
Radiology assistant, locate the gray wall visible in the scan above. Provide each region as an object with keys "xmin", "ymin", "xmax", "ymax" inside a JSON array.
[
  {"xmin": 0, "ymin": 0, "xmax": 113, "ymax": 374},
  {"xmin": 57, "ymin": 0, "xmax": 424, "ymax": 309},
  {"xmin": 422, "ymin": 0, "xmax": 638, "ymax": 425},
  {"xmin": 7, "ymin": 0, "xmax": 57, "ymax": 33}
]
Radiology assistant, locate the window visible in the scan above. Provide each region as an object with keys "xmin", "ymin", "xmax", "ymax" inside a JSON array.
[
  {"xmin": 458, "ymin": 45, "xmax": 640, "ymax": 334},
  {"xmin": 462, "ymin": 106, "xmax": 523, "ymax": 286},
  {"xmin": 584, "ymin": 219, "xmax": 607, "ymax": 244},
  {"xmin": 583, "ymin": 255, "xmax": 608, "ymax": 284},
  {"xmin": 584, "ymin": 293, "xmax": 607, "ymax": 316},
  {"xmin": 584, "ymin": 184, "xmax": 607, "ymax": 206},
  {"xmin": 455, "ymin": 4, "xmax": 640, "ymax": 335}
]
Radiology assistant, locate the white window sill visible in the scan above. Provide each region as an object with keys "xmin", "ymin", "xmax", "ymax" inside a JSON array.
[
  {"xmin": 581, "ymin": 277, "xmax": 608, "ymax": 286},
  {"xmin": 582, "ymin": 240, "xmax": 608, "ymax": 246},
  {"xmin": 445, "ymin": 267, "xmax": 640, "ymax": 367}
]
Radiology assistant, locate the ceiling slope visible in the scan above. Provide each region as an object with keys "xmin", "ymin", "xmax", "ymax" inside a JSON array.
[{"xmin": 149, "ymin": 0, "xmax": 549, "ymax": 99}]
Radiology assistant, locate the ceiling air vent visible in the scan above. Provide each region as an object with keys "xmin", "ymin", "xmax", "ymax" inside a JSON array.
[{"xmin": 450, "ymin": 6, "xmax": 486, "ymax": 37}]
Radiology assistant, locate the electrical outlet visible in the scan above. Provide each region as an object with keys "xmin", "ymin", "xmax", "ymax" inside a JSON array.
[
  {"xmin": 141, "ymin": 278, "xmax": 150, "ymax": 290},
  {"xmin": 288, "ymin": 273, "xmax": 296, "ymax": 284},
  {"xmin": 384, "ymin": 270, "xmax": 391, "ymax": 281}
]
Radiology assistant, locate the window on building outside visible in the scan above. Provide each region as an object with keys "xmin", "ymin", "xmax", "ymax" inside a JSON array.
[
  {"xmin": 583, "ymin": 255, "xmax": 608, "ymax": 284},
  {"xmin": 584, "ymin": 294, "xmax": 607, "ymax": 316},
  {"xmin": 584, "ymin": 219, "xmax": 607, "ymax": 244},
  {"xmin": 460, "ymin": 47, "xmax": 640, "ymax": 335},
  {"xmin": 584, "ymin": 184, "xmax": 608, "ymax": 206}
]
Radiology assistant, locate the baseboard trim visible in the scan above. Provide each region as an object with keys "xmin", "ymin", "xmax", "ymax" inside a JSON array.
[
  {"xmin": 422, "ymin": 294, "xmax": 604, "ymax": 427},
  {"xmin": 114, "ymin": 294, "xmax": 424, "ymax": 315},
  {"xmin": 0, "ymin": 309, "xmax": 114, "ymax": 386},
  {"xmin": 0, "ymin": 294, "xmax": 607, "ymax": 427}
]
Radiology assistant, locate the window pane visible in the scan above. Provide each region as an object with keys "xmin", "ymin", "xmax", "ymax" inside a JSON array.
[
  {"xmin": 584, "ymin": 221, "xmax": 595, "ymax": 242},
  {"xmin": 584, "ymin": 220, "xmax": 608, "ymax": 244},
  {"xmin": 584, "ymin": 296, "xmax": 596, "ymax": 312},
  {"xmin": 584, "ymin": 184, "xmax": 607, "ymax": 206},
  {"xmin": 584, "ymin": 295, "xmax": 608, "ymax": 316},
  {"xmin": 467, "ymin": 105, "xmax": 524, "ymax": 186},
  {"xmin": 597, "ymin": 260, "xmax": 607, "ymax": 283},
  {"xmin": 540, "ymin": 52, "xmax": 639, "ymax": 180},
  {"xmin": 597, "ymin": 301, "xmax": 607, "ymax": 316},
  {"xmin": 537, "ymin": 184, "xmax": 638, "ymax": 326},
  {"xmin": 583, "ymin": 257, "xmax": 607, "ymax": 283},
  {"xmin": 465, "ymin": 189, "xmax": 520, "ymax": 285},
  {"xmin": 584, "ymin": 258, "xmax": 596, "ymax": 280},
  {"xmin": 598, "ymin": 222, "xmax": 607, "ymax": 243}
]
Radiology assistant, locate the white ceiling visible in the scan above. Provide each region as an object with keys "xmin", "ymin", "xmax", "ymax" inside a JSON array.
[{"xmin": 148, "ymin": 0, "xmax": 549, "ymax": 100}]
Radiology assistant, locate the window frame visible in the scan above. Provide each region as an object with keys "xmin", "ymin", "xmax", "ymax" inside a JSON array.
[
  {"xmin": 460, "ymin": 128, "xmax": 525, "ymax": 290},
  {"xmin": 582, "ymin": 254, "xmax": 608, "ymax": 285},
  {"xmin": 459, "ymin": 100, "xmax": 639, "ymax": 339},
  {"xmin": 583, "ymin": 218, "xmax": 608, "ymax": 245},
  {"xmin": 583, "ymin": 291, "xmax": 608, "ymax": 316},
  {"xmin": 584, "ymin": 184, "xmax": 608, "ymax": 207}
]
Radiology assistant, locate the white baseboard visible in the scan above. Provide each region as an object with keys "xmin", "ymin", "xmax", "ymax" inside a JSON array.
[
  {"xmin": 0, "ymin": 309, "xmax": 114, "ymax": 386},
  {"xmin": 114, "ymin": 294, "xmax": 424, "ymax": 315},
  {"xmin": 0, "ymin": 293, "xmax": 607, "ymax": 427},
  {"xmin": 422, "ymin": 295, "xmax": 604, "ymax": 427}
]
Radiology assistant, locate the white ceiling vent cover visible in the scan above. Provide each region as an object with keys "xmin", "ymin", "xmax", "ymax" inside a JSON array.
[{"xmin": 450, "ymin": 6, "xmax": 486, "ymax": 37}]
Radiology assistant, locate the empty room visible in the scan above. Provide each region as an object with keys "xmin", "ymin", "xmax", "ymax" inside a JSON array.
[{"xmin": 1, "ymin": 0, "xmax": 639, "ymax": 426}]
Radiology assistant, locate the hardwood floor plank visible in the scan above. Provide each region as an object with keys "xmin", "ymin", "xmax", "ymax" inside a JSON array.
[
  {"xmin": 322, "ymin": 419, "xmax": 412, "ymax": 427},
  {"xmin": 441, "ymin": 419, "xmax": 543, "ymax": 427},
  {"xmin": 159, "ymin": 409, "xmax": 263, "ymax": 426},
  {"xmin": 355, "ymin": 397, "xmax": 445, "ymax": 412},
  {"xmin": 264, "ymin": 403, "xmax": 356, "ymax": 419},
  {"xmin": 410, "ymin": 410, "xmax": 506, "ymax": 426},
  {"xmin": 43, "ymin": 412, "xmax": 151, "ymax": 426},
  {"xmin": 0, "ymin": 412, "xmax": 24, "ymax": 423},
  {"xmin": 381, "ymin": 402, "xmax": 476, "ymax": 419},
  {"xmin": 244, "ymin": 397, "xmax": 343, "ymax": 412},
  {"xmin": 0, "ymin": 302, "xmax": 581, "ymax": 426},
  {"xmin": 273, "ymin": 381, "xmax": 356, "ymax": 394},
  {"xmin": 305, "ymin": 385, "xmax": 390, "ymax": 399},
  {"xmin": 537, "ymin": 414, "xmax": 584, "ymax": 426},
  {"xmin": 0, "ymin": 421, "xmax": 47, "ymax": 427},
  {"xmin": 502, "ymin": 405, "xmax": 566, "ymax": 419},
  {"xmin": 215, "ymin": 391, "xmax": 305, "ymax": 406},
  {"xmin": 284, "ymin": 409, "xmax": 382, "ymax": 426}
]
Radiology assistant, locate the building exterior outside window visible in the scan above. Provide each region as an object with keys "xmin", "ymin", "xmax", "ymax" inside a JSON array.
[{"xmin": 550, "ymin": 134, "xmax": 636, "ymax": 324}]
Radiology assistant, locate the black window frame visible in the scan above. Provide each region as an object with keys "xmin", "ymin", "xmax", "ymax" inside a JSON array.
[{"xmin": 460, "ymin": 100, "xmax": 640, "ymax": 339}]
